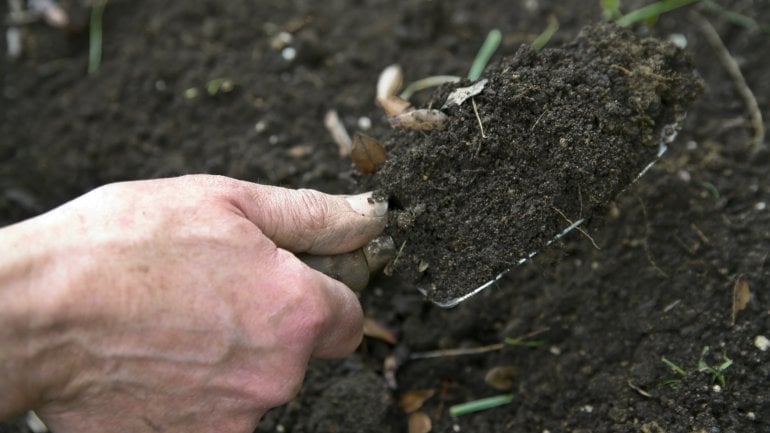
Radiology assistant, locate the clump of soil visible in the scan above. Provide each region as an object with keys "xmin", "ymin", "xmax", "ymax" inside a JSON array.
[{"xmin": 372, "ymin": 23, "xmax": 703, "ymax": 305}]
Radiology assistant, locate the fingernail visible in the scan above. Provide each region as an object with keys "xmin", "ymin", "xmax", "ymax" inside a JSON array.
[{"xmin": 347, "ymin": 192, "xmax": 388, "ymax": 218}]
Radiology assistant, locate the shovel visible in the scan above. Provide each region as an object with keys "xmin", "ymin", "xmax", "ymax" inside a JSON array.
[{"xmin": 301, "ymin": 121, "xmax": 679, "ymax": 307}]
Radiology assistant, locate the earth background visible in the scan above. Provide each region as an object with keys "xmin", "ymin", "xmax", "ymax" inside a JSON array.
[{"xmin": 1, "ymin": 1, "xmax": 769, "ymax": 432}]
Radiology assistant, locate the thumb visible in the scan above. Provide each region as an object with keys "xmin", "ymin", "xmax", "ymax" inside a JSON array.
[{"xmin": 230, "ymin": 182, "xmax": 388, "ymax": 255}]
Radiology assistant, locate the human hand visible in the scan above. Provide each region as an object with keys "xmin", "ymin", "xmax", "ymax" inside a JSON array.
[{"xmin": 0, "ymin": 175, "xmax": 386, "ymax": 432}]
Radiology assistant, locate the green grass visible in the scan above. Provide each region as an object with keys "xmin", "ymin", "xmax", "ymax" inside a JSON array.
[
  {"xmin": 532, "ymin": 15, "xmax": 559, "ymax": 50},
  {"xmin": 88, "ymin": 0, "xmax": 108, "ymax": 75},
  {"xmin": 697, "ymin": 346, "xmax": 733, "ymax": 387},
  {"xmin": 616, "ymin": 0, "xmax": 701, "ymax": 27},
  {"xmin": 660, "ymin": 347, "xmax": 733, "ymax": 388},
  {"xmin": 468, "ymin": 29, "xmax": 502, "ymax": 81},
  {"xmin": 449, "ymin": 394, "xmax": 513, "ymax": 416}
]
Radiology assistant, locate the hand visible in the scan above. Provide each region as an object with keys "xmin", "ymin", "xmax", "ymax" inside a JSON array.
[{"xmin": 0, "ymin": 175, "xmax": 387, "ymax": 432}]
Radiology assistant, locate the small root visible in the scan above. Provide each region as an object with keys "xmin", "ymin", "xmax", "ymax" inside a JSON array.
[
  {"xmin": 693, "ymin": 12, "xmax": 765, "ymax": 151},
  {"xmin": 552, "ymin": 206, "xmax": 600, "ymax": 250}
]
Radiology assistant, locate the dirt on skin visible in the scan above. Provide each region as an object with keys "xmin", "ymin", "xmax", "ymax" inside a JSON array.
[
  {"xmin": 372, "ymin": 23, "xmax": 704, "ymax": 305},
  {"xmin": 2, "ymin": 1, "xmax": 770, "ymax": 433}
]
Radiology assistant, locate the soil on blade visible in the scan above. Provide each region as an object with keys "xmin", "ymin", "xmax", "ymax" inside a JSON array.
[{"xmin": 372, "ymin": 24, "xmax": 703, "ymax": 304}]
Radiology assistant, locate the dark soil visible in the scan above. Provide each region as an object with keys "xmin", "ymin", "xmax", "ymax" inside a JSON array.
[
  {"xmin": 372, "ymin": 23, "xmax": 703, "ymax": 305},
  {"xmin": 2, "ymin": 1, "xmax": 769, "ymax": 433}
]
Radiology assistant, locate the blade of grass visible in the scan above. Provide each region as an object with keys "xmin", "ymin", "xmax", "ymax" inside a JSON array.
[
  {"xmin": 616, "ymin": 0, "xmax": 700, "ymax": 27},
  {"xmin": 532, "ymin": 14, "xmax": 559, "ymax": 50},
  {"xmin": 468, "ymin": 29, "xmax": 502, "ymax": 81},
  {"xmin": 601, "ymin": 0, "xmax": 623, "ymax": 21},
  {"xmin": 702, "ymin": 0, "xmax": 765, "ymax": 32},
  {"xmin": 661, "ymin": 356, "xmax": 688, "ymax": 376},
  {"xmin": 399, "ymin": 75, "xmax": 461, "ymax": 100},
  {"xmin": 449, "ymin": 394, "xmax": 513, "ymax": 417},
  {"xmin": 88, "ymin": 0, "xmax": 108, "ymax": 75}
]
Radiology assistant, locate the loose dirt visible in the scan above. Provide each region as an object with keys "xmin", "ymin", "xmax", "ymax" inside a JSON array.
[{"xmin": 372, "ymin": 24, "xmax": 703, "ymax": 304}]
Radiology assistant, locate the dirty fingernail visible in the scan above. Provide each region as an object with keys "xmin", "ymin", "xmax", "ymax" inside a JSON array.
[{"xmin": 347, "ymin": 192, "xmax": 388, "ymax": 218}]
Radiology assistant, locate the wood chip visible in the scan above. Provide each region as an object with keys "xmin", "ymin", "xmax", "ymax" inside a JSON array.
[
  {"xmin": 484, "ymin": 366, "xmax": 520, "ymax": 390},
  {"xmin": 731, "ymin": 274, "xmax": 750, "ymax": 325},
  {"xmin": 398, "ymin": 389, "xmax": 435, "ymax": 413},
  {"xmin": 362, "ymin": 317, "xmax": 397, "ymax": 344},
  {"xmin": 408, "ymin": 411, "xmax": 432, "ymax": 433}
]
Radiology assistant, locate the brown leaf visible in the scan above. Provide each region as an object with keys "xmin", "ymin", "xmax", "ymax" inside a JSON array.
[
  {"xmin": 731, "ymin": 274, "xmax": 751, "ymax": 325},
  {"xmin": 484, "ymin": 365, "xmax": 520, "ymax": 390},
  {"xmin": 398, "ymin": 389, "xmax": 435, "ymax": 413},
  {"xmin": 363, "ymin": 317, "xmax": 397, "ymax": 344},
  {"xmin": 408, "ymin": 411, "xmax": 432, "ymax": 433},
  {"xmin": 351, "ymin": 132, "xmax": 387, "ymax": 174}
]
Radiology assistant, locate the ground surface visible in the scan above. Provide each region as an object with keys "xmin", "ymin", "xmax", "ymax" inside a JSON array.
[{"xmin": 2, "ymin": 1, "xmax": 769, "ymax": 432}]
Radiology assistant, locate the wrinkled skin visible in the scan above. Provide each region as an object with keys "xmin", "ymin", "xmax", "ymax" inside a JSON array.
[{"xmin": 0, "ymin": 175, "xmax": 386, "ymax": 432}]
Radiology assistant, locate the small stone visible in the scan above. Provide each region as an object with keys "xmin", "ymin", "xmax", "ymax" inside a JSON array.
[
  {"xmin": 754, "ymin": 335, "xmax": 769, "ymax": 351},
  {"xmin": 281, "ymin": 47, "xmax": 297, "ymax": 61}
]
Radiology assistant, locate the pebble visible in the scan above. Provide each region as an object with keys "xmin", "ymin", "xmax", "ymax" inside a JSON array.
[
  {"xmin": 754, "ymin": 335, "xmax": 769, "ymax": 351},
  {"xmin": 281, "ymin": 47, "xmax": 297, "ymax": 61}
]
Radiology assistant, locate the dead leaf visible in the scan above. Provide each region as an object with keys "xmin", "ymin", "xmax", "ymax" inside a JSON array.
[
  {"xmin": 484, "ymin": 366, "xmax": 520, "ymax": 390},
  {"xmin": 351, "ymin": 132, "xmax": 386, "ymax": 174},
  {"xmin": 408, "ymin": 411, "xmax": 432, "ymax": 433},
  {"xmin": 731, "ymin": 274, "xmax": 751, "ymax": 325},
  {"xmin": 363, "ymin": 317, "xmax": 397, "ymax": 344},
  {"xmin": 442, "ymin": 79, "xmax": 488, "ymax": 108},
  {"xmin": 398, "ymin": 389, "xmax": 435, "ymax": 413}
]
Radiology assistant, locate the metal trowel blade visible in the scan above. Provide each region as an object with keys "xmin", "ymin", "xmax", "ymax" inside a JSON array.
[{"xmin": 425, "ymin": 122, "xmax": 680, "ymax": 308}]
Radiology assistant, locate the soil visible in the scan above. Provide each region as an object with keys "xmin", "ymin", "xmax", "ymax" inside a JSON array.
[
  {"xmin": 371, "ymin": 23, "xmax": 703, "ymax": 305},
  {"xmin": 2, "ymin": 1, "xmax": 769, "ymax": 433}
]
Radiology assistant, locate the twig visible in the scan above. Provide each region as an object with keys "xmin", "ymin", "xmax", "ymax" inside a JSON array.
[
  {"xmin": 471, "ymin": 97, "xmax": 487, "ymax": 142},
  {"xmin": 408, "ymin": 343, "xmax": 505, "ymax": 360},
  {"xmin": 693, "ymin": 12, "xmax": 765, "ymax": 151}
]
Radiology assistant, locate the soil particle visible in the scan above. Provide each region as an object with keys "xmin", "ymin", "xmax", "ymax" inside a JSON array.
[
  {"xmin": 371, "ymin": 23, "xmax": 704, "ymax": 305},
  {"xmin": 306, "ymin": 370, "xmax": 397, "ymax": 433}
]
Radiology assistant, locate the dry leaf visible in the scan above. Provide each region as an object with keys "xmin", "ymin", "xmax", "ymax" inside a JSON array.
[
  {"xmin": 363, "ymin": 317, "xmax": 397, "ymax": 344},
  {"xmin": 484, "ymin": 366, "xmax": 520, "ymax": 390},
  {"xmin": 731, "ymin": 274, "xmax": 751, "ymax": 325},
  {"xmin": 398, "ymin": 389, "xmax": 435, "ymax": 413},
  {"xmin": 388, "ymin": 109, "xmax": 448, "ymax": 131},
  {"xmin": 351, "ymin": 132, "xmax": 387, "ymax": 174},
  {"xmin": 408, "ymin": 411, "xmax": 432, "ymax": 433},
  {"xmin": 442, "ymin": 79, "xmax": 488, "ymax": 108}
]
